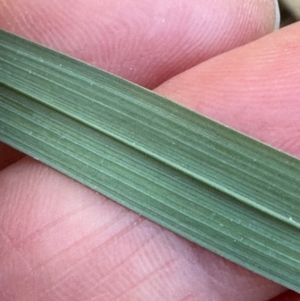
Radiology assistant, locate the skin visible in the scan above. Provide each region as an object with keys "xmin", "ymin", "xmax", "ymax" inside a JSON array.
[{"xmin": 0, "ymin": 0, "xmax": 299, "ymax": 300}]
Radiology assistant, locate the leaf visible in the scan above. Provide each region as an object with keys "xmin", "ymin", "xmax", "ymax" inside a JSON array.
[{"xmin": 0, "ymin": 29, "xmax": 300, "ymax": 292}]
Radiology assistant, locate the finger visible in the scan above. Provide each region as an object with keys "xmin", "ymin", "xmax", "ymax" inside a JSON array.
[
  {"xmin": 0, "ymin": 0, "xmax": 278, "ymax": 88},
  {"xmin": 153, "ymin": 22, "xmax": 300, "ymax": 299},
  {"xmin": 155, "ymin": 22, "xmax": 300, "ymax": 157},
  {"xmin": 0, "ymin": 158, "xmax": 285, "ymax": 301},
  {"xmin": 0, "ymin": 0, "xmax": 278, "ymax": 169}
]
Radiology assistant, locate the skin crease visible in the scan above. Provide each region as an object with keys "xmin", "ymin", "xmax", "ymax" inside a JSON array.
[{"xmin": 0, "ymin": 0, "xmax": 299, "ymax": 300}]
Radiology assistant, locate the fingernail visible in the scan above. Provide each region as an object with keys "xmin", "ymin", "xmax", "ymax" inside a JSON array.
[{"xmin": 273, "ymin": 0, "xmax": 281, "ymax": 30}]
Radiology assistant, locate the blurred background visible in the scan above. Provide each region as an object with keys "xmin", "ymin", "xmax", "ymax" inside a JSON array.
[{"xmin": 279, "ymin": 0, "xmax": 300, "ymax": 26}]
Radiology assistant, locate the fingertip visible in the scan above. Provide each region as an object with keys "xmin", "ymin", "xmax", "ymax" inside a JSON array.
[
  {"xmin": 0, "ymin": 0, "xmax": 281, "ymax": 89},
  {"xmin": 155, "ymin": 23, "xmax": 300, "ymax": 157}
]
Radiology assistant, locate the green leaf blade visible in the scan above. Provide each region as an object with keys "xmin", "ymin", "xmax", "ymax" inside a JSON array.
[{"xmin": 1, "ymin": 30, "xmax": 300, "ymax": 292}]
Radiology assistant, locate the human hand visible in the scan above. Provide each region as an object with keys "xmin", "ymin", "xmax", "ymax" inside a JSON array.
[{"xmin": 1, "ymin": 0, "xmax": 299, "ymax": 300}]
